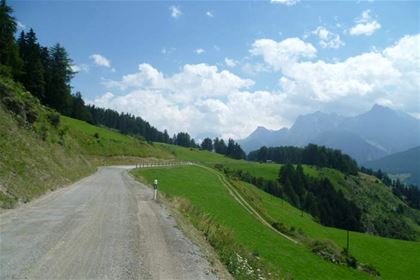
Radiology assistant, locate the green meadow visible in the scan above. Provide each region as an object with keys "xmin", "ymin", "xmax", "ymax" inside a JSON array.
[
  {"xmin": 134, "ymin": 164, "xmax": 420, "ymax": 279},
  {"xmin": 134, "ymin": 165, "xmax": 378, "ymax": 280}
]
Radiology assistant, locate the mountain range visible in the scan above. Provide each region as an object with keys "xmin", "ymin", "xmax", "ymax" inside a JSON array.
[{"xmin": 238, "ymin": 104, "xmax": 420, "ymax": 163}]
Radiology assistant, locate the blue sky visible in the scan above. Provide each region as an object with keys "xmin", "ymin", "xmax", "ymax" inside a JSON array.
[{"xmin": 11, "ymin": 0, "xmax": 420, "ymax": 139}]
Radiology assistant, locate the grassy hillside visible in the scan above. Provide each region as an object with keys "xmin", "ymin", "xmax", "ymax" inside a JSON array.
[
  {"xmin": 133, "ymin": 165, "xmax": 371, "ymax": 280},
  {"xmin": 156, "ymin": 143, "xmax": 235, "ymax": 164},
  {"xmin": 0, "ymin": 77, "xmax": 94, "ymax": 208},
  {"xmin": 0, "ymin": 76, "xmax": 172, "ymax": 208},
  {"xmin": 220, "ymin": 161, "xmax": 420, "ymax": 240},
  {"xmin": 364, "ymin": 146, "xmax": 420, "ymax": 187},
  {"xmin": 62, "ymin": 117, "xmax": 172, "ymax": 159},
  {"xmin": 133, "ymin": 165, "xmax": 420, "ymax": 279}
]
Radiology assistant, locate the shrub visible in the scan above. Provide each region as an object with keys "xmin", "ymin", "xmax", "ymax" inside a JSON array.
[
  {"xmin": 39, "ymin": 123, "xmax": 48, "ymax": 141},
  {"xmin": 47, "ymin": 111, "xmax": 61, "ymax": 127},
  {"xmin": 1, "ymin": 96, "xmax": 25, "ymax": 115},
  {"xmin": 310, "ymin": 239, "xmax": 349, "ymax": 265},
  {"xmin": 25, "ymin": 106, "xmax": 38, "ymax": 124}
]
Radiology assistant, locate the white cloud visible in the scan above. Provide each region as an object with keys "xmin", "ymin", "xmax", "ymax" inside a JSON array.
[
  {"xmin": 91, "ymin": 89, "xmax": 291, "ymax": 140},
  {"xmin": 206, "ymin": 11, "xmax": 213, "ymax": 17},
  {"xmin": 349, "ymin": 10, "xmax": 381, "ymax": 36},
  {"xmin": 161, "ymin": 47, "xmax": 176, "ymax": 55},
  {"xmin": 224, "ymin": 58, "xmax": 237, "ymax": 68},
  {"xmin": 89, "ymin": 54, "xmax": 111, "ymax": 68},
  {"xmin": 93, "ymin": 63, "xmax": 286, "ymax": 139},
  {"xmin": 71, "ymin": 64, "xmax": 89, "ymax": 73},
  {"xmin": 17, "ymin": 21, "xmax": 26, "ymax": 30},
  {"xmin": 312, "ymin": 26, "xmax": 345, "ymax": 49},
  {"xmin": 241, "ymin": 63, "xmax": 270, "ymax": 76},
  {"xmin": 271, "ymin": 0, "xmax": 300, "ymax": 6},
  {"xmin": 93, "ymin": 35, "xmax": 419, "ymax": 140},
  {"xmin": 194, "ymin": 48, "xmax": 205, "ymax": 55},
  {"xmin": 104, "ymin": 63, "xmax": 254, "ymax": 97},
  {"xmin": 170, "ymin": 6, "xmax": 182, "ymax": 18},
  {"xmin": 250, "ymin": 38, "xmax": 316, "ymax": 71},
  {"xmin": 252, "ymin": 34, "xmax": 420, "ymax": 115}
]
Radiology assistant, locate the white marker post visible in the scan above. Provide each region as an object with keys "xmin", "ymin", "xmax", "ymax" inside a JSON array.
[{"xmin": 153, "ymin": 179, "xmax": 158, "ymax": 200}]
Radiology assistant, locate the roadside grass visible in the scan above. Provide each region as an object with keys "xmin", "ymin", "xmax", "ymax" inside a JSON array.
[
  {"xmin": 133, "ymin": 165, "xmax": 372, "ymax": 280},
  {"xmin": 231, "ymin": 180, "xmax": 420, "ymax": 280}
]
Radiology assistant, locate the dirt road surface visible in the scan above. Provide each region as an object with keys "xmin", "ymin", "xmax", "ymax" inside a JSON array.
[{"xmin": 0, "ymin": 166, "xmax": 218, "ymax": 280}]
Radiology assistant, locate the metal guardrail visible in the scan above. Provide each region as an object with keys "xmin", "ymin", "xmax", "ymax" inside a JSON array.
[{"xmin": 134, "ymin": 161, "xmax": 194, "ymax": 168}]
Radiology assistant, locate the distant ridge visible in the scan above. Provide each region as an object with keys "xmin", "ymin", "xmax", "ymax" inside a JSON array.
[
  {"xmin": 364, "ymin": 146, "xmax": 420, "ymax": 187},
  {"xmin": 238, "ymin": 105, "xmax": 420, "ymax": 163}
]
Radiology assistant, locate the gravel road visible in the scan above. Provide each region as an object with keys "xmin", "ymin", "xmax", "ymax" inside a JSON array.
[{"xmin": 0, "ymin": 166, "xmax": 219, "ymax": 280}]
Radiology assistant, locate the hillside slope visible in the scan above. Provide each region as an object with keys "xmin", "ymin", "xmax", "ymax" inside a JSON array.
[
  {"xmin": 222, "ymin": 161, "xmax": 420, "ymax": 240},
  {"xmin": 363, "ymin": 146, "xmax": 420, "ymax": 187},
  {"xmin": 0, "ymin": 76, "xmax": 172, "ymax": 208},
  {"xmin": 134, "ymin": 165, "xmax": 420, "ymax": 279},
  {"xmin": 157, "ymin": 144, "xmax": 420, "ymax": 240},
  {"xmin": 134, "ymin": 166, "xmax": 371, "ymax": 280},
  {"xmin": 0, "ymin": 77, "xmax": 94, "ymax": 208}
]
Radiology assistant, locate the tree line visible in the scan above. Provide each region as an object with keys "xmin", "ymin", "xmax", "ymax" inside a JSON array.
[
  {"xmin": 360, "ymin": 166, "xmax": 420, "ymax": 210},
  {"xmin": 248, "ymin": 144, "xmax": 359, "ymax": 175},
  {"xmin": 0, "ymin": 0, "xmax": 247, "ymax": 159},
  {"xmin": 201, "ymin": 137, "xmax": 246, "ymax": 160}
]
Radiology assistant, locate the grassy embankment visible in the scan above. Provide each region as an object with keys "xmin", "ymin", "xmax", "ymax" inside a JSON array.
[{"xmin": 0, "ymin": 76, "xmax": 172, "ymax": 208}]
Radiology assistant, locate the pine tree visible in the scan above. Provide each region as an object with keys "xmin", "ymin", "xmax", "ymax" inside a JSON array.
[
  {"xmin": 201, "ymin": 137, "xmax": 213, "ymax": 151},
  {"xmin": 45, "ymin": 43, "xmax": 74, "ymax": 114},
  {"xmin": 71, "ymin": 91, "xmax": 91, "ymax": 122},
  {"xmin": 0, "ymin": 0, "xmax": 23, "ymax": 78},
  {"xmin": 214, "ymin": 137, "xmax": 227, "ymax": 155},
  {"xmin": 17, "ymin": 28, "xmax": 46, "ymax": 101}
]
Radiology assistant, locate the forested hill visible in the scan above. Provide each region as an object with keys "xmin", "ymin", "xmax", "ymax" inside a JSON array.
[
  {"xmin": 248, "ymin": 144, "xmax": 359, "ymax": 175},
  {"xmin": 0, "ymin": 0, "xmax": 247, "ymax": 159}
]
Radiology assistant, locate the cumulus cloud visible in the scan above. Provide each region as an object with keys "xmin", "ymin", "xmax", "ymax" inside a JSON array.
[
  {"xmin": 312, "ymin": 26, "xmax": 345, "ymax": 49},
  {"xmin": 92, "ymin": 89, "xmax": 292, "ymax": 140},
  {"xmin": 224, "ymin": 58, "xmax": 237, "ymax": 68},
  {"xmin": 250, "ymin": 38, "xmax": 317, "ymax": 71},
  {"xmin": 71, "ymin": 64, "xmax": 90, "ymax": 73},
  {"xmin": 252, "ymin": 34, "xmax": 420, "ymax": 115},
  {"xmin": 93, "ymin": 63, "xmax": 291, "ymax": 139},
  {"xmin": 89, "ymin": 54, "xmax": 112, "ymax": 68},
  {"xmin": 170, "ymin": 6, "xmax": 182, "ymax": 18},
  {"xmin": 271, "ymin": 0, "xmax": 300, "ymax": 6},
  {"xmin": 194, "ymin": 48, "xmax": 205, "ymax": 55},
  {"xmin": 349, "ymin": 10, "xmax": 381, "ymax": 36},
  {"xmin": 103, "ymin": 63, "xmax": 254, "ymax": 97},
  {"xmin": 93, "ymin": 35, "xmax": 419, "ymax": 140}
]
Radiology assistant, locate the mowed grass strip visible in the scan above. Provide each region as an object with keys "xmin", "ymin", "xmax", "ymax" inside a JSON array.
[
  {"xmin": 232, "ymin": 180, "xmax": 420, "ymax": 280},
  {"xmin": 133, "ymin": 165, "xmax": 371, "ymax": 280}
]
